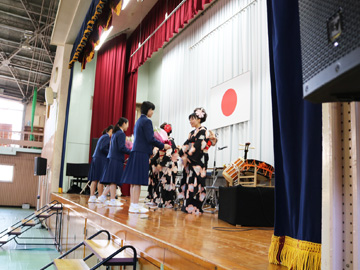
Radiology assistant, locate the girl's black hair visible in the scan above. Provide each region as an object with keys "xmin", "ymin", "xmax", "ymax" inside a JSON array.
[
  {"xmin": 113, "ymin": 117, "xmax": 129, "ymax": 133},
  {"xmin": 188, "ymin": 107, "xmax": 207, "ymax": 123},
  {"xmin": 102, "ymin": 125, "xmax": 114, "ymax": 135},
  {"xmin": 141, "ymin": 101, "xmax": 155, "ymax": 115}
]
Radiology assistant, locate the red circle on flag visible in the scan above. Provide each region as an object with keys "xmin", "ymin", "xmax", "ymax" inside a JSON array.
[{"xmin": 221, "ymin": 88, "xmax": 237, "ymax": 116}]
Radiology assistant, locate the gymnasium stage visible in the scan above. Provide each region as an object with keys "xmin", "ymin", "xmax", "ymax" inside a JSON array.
[{"xmin": 50, "ymin": 193, "xmax": 286, "ymax": 270}]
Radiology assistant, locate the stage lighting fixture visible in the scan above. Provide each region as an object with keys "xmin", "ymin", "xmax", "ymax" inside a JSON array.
[
  {"xmin": 94, "ymin": 26, "xmax": 114, "ymax": 51},
  {"xmin": 122, "ymin": 0, "xmax": 130, "ymax": 10}
]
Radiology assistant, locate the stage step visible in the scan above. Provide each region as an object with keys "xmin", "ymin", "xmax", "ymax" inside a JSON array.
[
  {"xmin": 8, "ymin": 227, "xmax": 21, "ymax": 235},
  {"xmin": 35, "ymin": 210, "xmax": 51, "ymax": 218},
  {"xmin": 21, "ymin": 219, "xmax": 36, "ymax": 226},
  {"xmin": 0, "ymin": 235, "xmax": 9, "ymax": 244},
  {"xmin": 84, "ymin": 239, "xmax": 134, "ymax": 263},
  {"xmin": 54, "ymin": 259, "xmax": 90, "ymax": 270},
  {"xmin": 48, "ymin": 203, "xmax": 62, "ymax": 210}
]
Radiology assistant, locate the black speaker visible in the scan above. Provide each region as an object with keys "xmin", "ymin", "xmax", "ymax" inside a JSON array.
[
  {"xmin": 219, "ymin": 186, "xmax": 274, "ymax": 227},
  {"xmin": 299, "ymin": 0, "xmax": 360, "ymax": 103},
  {"xmin": 34, "ymin": 157, "xmax": 47, "ymax": 176}
]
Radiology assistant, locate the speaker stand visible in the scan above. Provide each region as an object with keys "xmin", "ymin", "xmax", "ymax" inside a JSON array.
[{"xmin": 36, "ymin": 176, "xmax": 41, "ymax": 211}]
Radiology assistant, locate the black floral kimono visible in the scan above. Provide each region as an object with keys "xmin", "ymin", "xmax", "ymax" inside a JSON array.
[{"xmin": 179, "ymin": 126, "xmax": 211, "ymax": 214}]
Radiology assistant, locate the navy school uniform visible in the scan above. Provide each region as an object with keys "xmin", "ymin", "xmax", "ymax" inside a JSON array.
[
  {"xmin": 100, "ymin": 129, "xmax": 131, "ymax": 185},
  {"xmin": 121, "ymin": 114, "xmax": 164, "ymax": 185},
  {"xmin": 88, "ymin": 133, "xmax": 111, "ymax": 181}
]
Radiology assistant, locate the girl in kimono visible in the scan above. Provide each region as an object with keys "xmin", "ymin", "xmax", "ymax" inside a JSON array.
[
  {"xmin": 157, "ymin": 123, "xmax": 178, "ymax": 208},
  {"xmin": 147, "ymin": 123, "xmax": 178, "ymax": 208},
  {"xmin": 179, "ymin": 108, "xmax": 214, "ymax": 214}
]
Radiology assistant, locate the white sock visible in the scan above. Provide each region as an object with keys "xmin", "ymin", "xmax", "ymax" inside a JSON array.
[
  {"xmin": 90, "ymin": 195, "xmax": 96, "ymax": 199},
  {"xmin": 131, "ymin": 203, "xmax": 139, "ymax": 208},
  {"xmin": 110, "ymin": 199, "xmax": 116, "ymax": 202}
]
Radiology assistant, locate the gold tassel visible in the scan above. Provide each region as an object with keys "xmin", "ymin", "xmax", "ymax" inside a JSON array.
[
  {"xmin": 268, "ymin": 235, "xmax": 321, "ymax": 270},
  {"xmin": 268, "ymin": 235, "xmax": 281, "ymax": 264},
  {"xmin": 104, "ymin": 13, "xmax": 113, "ymax": 31},
  {"xmin": 86, "ymin": 50, "xmax": 95, "ymax": 63},
  {"xmin": 68, "ymin": 0, "xmax": 106, "ymax": 68},
  {"xmin": 114, "ymin": 0, "xmax": 122, "ymax": 16},
  {"xmin": 68, "ymin": 0, "xmax": 125, "ymax": 69}
]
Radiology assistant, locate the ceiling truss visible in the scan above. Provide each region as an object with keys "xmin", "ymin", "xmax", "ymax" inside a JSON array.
[{"xmin": 0, "ymin": 0, "xmax": 59, "ymax": 103}]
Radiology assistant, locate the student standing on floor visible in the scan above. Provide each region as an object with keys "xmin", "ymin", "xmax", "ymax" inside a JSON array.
[
  {"xmin": 88, "ymin": 125, "xmax": 113, "ymax": 203},
  {"xmin": 121, "ymin": 101, "xmax": 171, "ymax": 213},
  {"xmin": 97, "ymin": 117, "xmax": 131, "ymax": 206}
]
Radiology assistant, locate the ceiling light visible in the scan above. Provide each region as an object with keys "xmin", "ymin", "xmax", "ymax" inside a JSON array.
[
  {"xmin": 24, "ymin": 30, "xmax": 33, "ymax": 39},
  {"xmin": 21, "ymin": 40, "xmax": 32, "ymax": 50},
  {"xmin": 21, "ymin": 31, "xmax": 33, "ymax": 50},
  {"xmin": 122, "ymin": 0, "xmax": 130, "ymax": 10},
  {"xmin": 95, "ymin": 26, "xmax": 114, "ymax": 51}
]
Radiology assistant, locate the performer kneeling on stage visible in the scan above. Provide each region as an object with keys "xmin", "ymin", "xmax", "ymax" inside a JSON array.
[
  {"xmin": 121, "ymin": 101, "xmax": 171, "ymax": 213},
  {"xmin": 88, "ymin": 125, "xmax": 113, "ymax": 203},
  {"xmin": 97, "ymin": 118, "xmax": 131, "ymax": 206}
]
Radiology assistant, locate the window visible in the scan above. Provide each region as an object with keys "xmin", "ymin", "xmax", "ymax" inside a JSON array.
[
  {"xmin": 0, "ymin": 164, "xmax": 14, "ymax": 182},
  {"xmin": 0, "ymin": 98, "xmax": 24, "ymax": 141}
]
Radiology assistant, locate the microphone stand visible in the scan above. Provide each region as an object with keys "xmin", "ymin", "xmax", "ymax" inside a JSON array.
[{"xmin": 202, "ymin": 144, "xmax": 227, "ymax": 214}]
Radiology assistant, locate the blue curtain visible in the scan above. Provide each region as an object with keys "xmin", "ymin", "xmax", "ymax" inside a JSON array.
[
  {"xmin": 59, "ymin": 67, "xmax": 74, "ymax": 191},
  {"xmin": 68, "ymin": 0, "xmax": 102, "ymax": 68},
  {"xmin": 267, "ymin": 0, "xmax": 322, "ymax": 262}
]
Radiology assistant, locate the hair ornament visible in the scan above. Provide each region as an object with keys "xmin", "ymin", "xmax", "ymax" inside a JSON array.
[
  {"xmin": 195, "ymin": 108, "xmax": 205, "ymax": 119},
  {"xmin": 164, "ymin": 124, "xmax": 172, "ymax": 133}
]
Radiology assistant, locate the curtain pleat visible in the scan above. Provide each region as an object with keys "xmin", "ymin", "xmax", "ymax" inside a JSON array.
[
  {"xmin": 128, "ymin": 0, "xmax": 212, "ymax": 73},
  {"xmin": 90, "ymin": 34, "xmax": 127, "ymax": 158},
  {"xmin": 123, "ymin": 71, "xmax": 138, "ymax": 137}
]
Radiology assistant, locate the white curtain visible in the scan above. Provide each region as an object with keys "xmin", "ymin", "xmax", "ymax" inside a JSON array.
[{"xmin": 160, "ymin": 0, "xmax": 273, "ymax": 168}]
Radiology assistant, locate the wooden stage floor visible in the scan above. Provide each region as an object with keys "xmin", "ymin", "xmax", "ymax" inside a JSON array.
[{"xmin": 51, "ymin": 193, "xmax": 286, "ymax": 270}]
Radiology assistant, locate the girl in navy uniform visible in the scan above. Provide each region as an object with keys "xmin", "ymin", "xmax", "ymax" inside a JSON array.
[
  {"xmin": 97, "ymin": 118, "xmax": 131, "ymax": 206},
  {"xmin": 121, "ymin": 101, "xmax": 171, "ymax": 213},
  {"xmin": 88, "ymin": 125, "xmax": 113, "ymax": 203}
]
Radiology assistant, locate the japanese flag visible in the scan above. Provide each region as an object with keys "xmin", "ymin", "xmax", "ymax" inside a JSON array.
[{"xmin": 208, "ymin": 71, "xmax": 251, "ymax": 129}]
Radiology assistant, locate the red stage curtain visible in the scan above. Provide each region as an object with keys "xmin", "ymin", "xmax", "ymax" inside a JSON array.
[
  {"xmin": 91, "ymin": 33, "xmax": 130, "ymax": 196},
  {"xmin": 123, "ymin": 71, "xmax": 138, "ymax": 137},
  {"xmin": 90, "ymin": 34, "xmax": 127, "ymax": 159},
  {"xmin": 128, "ymin": 0, "xmax": 212, "ymax": 73},
  {"xmin": 119, "ymin": 70, "xmax": 138, "ymax": 196}
]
